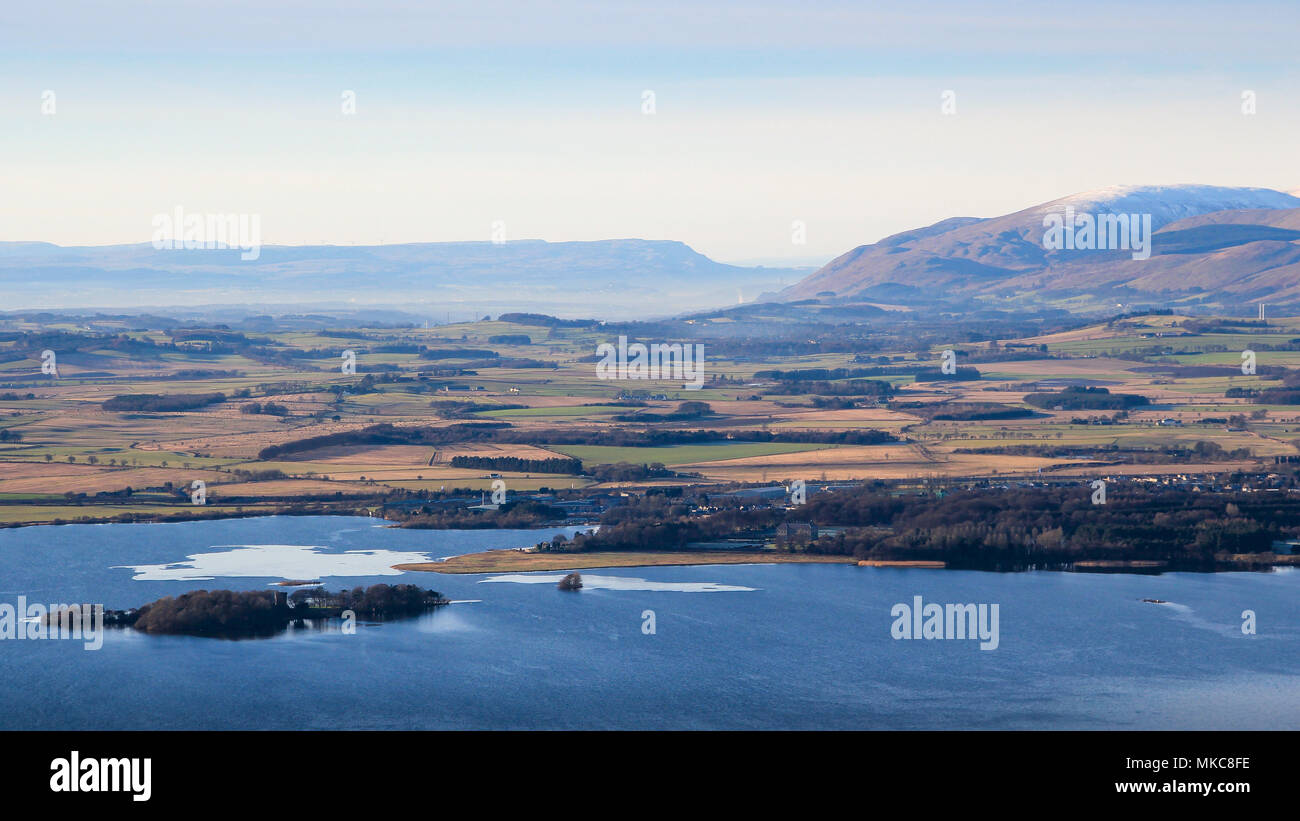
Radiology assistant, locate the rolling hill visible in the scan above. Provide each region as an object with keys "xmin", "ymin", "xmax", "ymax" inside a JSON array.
[{"xmin": 780, "ymin": 185, "xmax": 1300, "ymax": 312}]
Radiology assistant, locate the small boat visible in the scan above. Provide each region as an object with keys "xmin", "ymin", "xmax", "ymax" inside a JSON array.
[{"xmin": 1141, "ymin": 598, "xmax": 1167, "ymax": 604}]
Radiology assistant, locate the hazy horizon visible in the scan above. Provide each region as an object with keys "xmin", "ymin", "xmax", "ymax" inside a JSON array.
[{"xmin": 4, "ymin": 1, "xmax": 1299, "ymax": 262}]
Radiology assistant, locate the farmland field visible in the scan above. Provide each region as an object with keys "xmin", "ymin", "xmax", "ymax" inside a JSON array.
[{"xmin": 1, "ymin": 310, "xmax": 1298, "ymax": 524}]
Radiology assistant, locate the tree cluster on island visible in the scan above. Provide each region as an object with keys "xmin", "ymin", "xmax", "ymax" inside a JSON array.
[{"xmin": 52, "ymin": 584, "xmax": 449, "ymax": 637}]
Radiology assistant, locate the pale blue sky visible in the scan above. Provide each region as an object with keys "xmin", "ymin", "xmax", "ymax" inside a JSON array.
[{"xmin": 3, "ymin": 1, "xmax": 1298, "ymax": 262}]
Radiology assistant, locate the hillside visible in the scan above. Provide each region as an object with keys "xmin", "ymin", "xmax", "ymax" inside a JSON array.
[{"xmin": 781, "ymin": 185, "xmax": 1300, "ymax": 312}]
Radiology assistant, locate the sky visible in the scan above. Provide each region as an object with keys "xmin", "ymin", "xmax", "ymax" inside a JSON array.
[{"xmin": 3, "ymin": 1, "xmax": 1299, "ymax": 264}]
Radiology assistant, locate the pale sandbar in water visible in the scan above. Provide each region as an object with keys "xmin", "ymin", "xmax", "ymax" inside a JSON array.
[{"xmin": 478, "ymin": 573, "xmax": 756, "ymax": 592}]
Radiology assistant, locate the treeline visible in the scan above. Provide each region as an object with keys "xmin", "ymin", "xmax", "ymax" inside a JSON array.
[
  {"xmin": 258, "ymin": 423, "xmax": 899, "ymax": 460},
  {"xmin": 457, "ymin": 357, "xmax": 553, "ymax": 369},
  {"xmin": 613, "ymin": 401, "xmax": 715, "ymax": 421},
  {"xmin": 799, "ymin": 486, "xmax": 1288, "ymax": 567},
  {"xmin": 755, "ymin": 366, "xmax": 901, "ymax": 381},
  {"xmin": 897, "ymin": 402, "xmax": 1036, "ymax": 421},
  {"xmin": 763, "ymin": 380, "xmax": 896, "ymax": 398},
  {"xmin": 1182, "ymin": 319, "xmax": 1272, "ymax": 333},
  {"xmin": 546, "ymin": 512, "xmax": 772, "ymax": 554},
  {"xmin": 429, "ymin": 400, "xmax": 527, "ymax": 418},
  {"xmin": 1024, "ymin": 386, "xmax": 1149, "ymax": 410},
  {"xmin": 101, "ymin": 392, "xmax": 225, "ymax": 412},
  {"xmin": 258, "ymin": 422, "xmax": 511, "ymax": 459},
  {"xmin": 496, "ymin": 313, "xmax": 593, "ymax": 327},
  {"xmin": 541, "ymin": 494, "xmax": 782, "ymax": 553},
  {"xmin": 587, "ymin": 462, "xmax": 677, "ymax": 482},
  {"xmin": 1149, "ymin": 364, "xmax": 1286, "ymax": 379},
  {"xmin": 1241, "ymin": 369, "xmax": 1300, "ymax": 405},
  {"xmin": 539, "ymin": 483, "xmax": 1298, "ymax": 569},
  {"xmin": 1255, "ymin": 389, "xmax": 1300, "ymax": 405},
  {"xmin": 395, "ymin": 499, "xmax": 567, "ymax": 529},
  {"xmin": 755, "ymin": 364, "xmax": 987, "ymax": 384},
  {"xmin": 288, "ymin": 584, "xmax": 447, "ymax": 618},
  {"xmin": 129, "ymin": 589, "xmax": 287, "ymax": 635},
  {"xmin": 962, "ymin": 347, "xmax": 1053, "ymax": 363},
  {"xmin": 168, "ymin": 369, "xmax": 244, "ymax": 379},
  {"xmin": 952, "ymin": 440, "xmax": 1253, "ymax": 463},
  {"xmin": 449, "ymin": 455, "xmax": 583, "ymax": 474},
  {"xmin": 240, "ymin": 401, "xmax": 289, "ymax": 416},
  {"xmin": 913, "ymin": 366, "xmax": 982, "ymax": 382}
]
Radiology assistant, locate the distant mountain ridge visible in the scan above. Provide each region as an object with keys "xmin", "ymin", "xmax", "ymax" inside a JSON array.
[
  {"xmin": 0, "ymin": 238, "xmax": 803, "ymax": 320},
  {"xmin": 781, "ymin": 185, "xmax": 1300, "ymax": 311}
]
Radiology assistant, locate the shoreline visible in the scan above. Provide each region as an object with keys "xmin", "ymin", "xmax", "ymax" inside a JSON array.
[
  {"xmin": 396, "ymin": 549, "xmax": 859, "ymax": 574},
  {"xmin": 397, "ymin": 550, "xmax": 1300, "ymax": 575},
  {"xmin": 3, "ymin": 509, "xmax": 1294, "ymax": 575}
]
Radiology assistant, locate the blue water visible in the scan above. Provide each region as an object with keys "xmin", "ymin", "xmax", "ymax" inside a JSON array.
[{"xmin": 0, "ymin": 516, "xmax": 1296, "ymax": 729}]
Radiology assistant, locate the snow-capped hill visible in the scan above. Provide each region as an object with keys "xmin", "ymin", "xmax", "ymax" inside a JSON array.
[
  {"xmin": 781, "ymin": 184, "xmax": 1300, "ymax": 308},
  {"xmin": 1041, "ymin": 184, "xmax": 1300, "ymax": 230}
]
